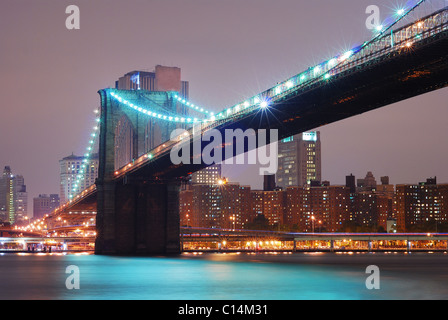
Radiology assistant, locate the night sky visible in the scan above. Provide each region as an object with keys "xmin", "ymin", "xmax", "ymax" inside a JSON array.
[{"xmin": 1, "ymin": 0, "xmax": 447, "ymax": 214}]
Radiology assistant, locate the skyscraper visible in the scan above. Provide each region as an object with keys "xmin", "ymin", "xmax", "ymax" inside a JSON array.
[
  {"xmin": 0, "ymin": 167, "xmax": 14, "ymax": 224},
  {"xmin": 276, "ymin": 131, "xmax": 321, "ymax": 188},
  {"xmin": 13, "ymin": 175, "xmax": 28, "ymax": 223},
  {"xmin": 0, "ymin": 166, "xmax": 28, "ymax": 224},
  {"xmin": 115, "ymin": 66, "xmax": 189, "ymax": 99},
  {"xmin": 59, "ymin": 154, "xmax": 99, "ymax": 204},
  {"xmin": 0, "ymin": 167, "xmax": 11, "ymax": 219}
]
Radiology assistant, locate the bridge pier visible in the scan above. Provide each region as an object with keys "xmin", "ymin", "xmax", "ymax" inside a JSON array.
[{"xmin": 95, "ymin": 179, "xmax": 181, "ymax": 255}]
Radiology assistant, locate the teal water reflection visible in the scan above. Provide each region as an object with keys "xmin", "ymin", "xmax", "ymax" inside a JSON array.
[{"xmin": 0, "ymin": 252, "xmax": 447, "ymax": 300}]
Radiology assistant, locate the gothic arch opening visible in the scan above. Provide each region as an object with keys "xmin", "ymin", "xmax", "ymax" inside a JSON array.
[{"xmin": 114, "ymin": 114, "xmax": 134, "ymax": 170}]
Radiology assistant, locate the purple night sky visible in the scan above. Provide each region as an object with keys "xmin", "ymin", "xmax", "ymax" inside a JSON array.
[{"xmin": 1, "ymin": 0, "xmax": 447, "ymax": 214}]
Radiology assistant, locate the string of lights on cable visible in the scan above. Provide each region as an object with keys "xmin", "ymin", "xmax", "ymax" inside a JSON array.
[
  {"xmin": 68, "ymin": 109, "xmax": 100, "ymax": 201},
  {"xmin": 213, "ymin": 0, "xmax": 428, "ymax": 120},
  {"xmin": 109, "ymin": 91, "xmax": 217, "ymax": 124}
]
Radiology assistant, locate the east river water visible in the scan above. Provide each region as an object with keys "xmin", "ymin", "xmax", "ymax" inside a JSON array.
[{"xmin": 0, "ymin": 252, "xmax": 447, "ymax": 300}]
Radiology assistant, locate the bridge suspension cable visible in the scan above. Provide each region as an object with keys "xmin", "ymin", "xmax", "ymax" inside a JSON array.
[
  {"xmin": 173, "ymin": 94, "xmax": 215, "ymax": 116},
  {"xmin": 68, "ymin": 109, "xmax": 100, "ymax": 201},
  {"xmin": 109, "ymin": 91, "xmax": 217, "ymax": 124}
]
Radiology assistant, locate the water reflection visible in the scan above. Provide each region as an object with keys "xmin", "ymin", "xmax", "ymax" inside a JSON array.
[{"xmin": 0, "ymin": 252, "xmax": 447, "ymax": 300}]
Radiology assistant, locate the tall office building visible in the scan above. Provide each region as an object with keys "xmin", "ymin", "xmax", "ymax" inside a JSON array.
[
  {"xmin": 0, "ymin": 167, "xmax": 14, "ymax": 224},
  {"xmin": 115, "ymin": 66, "xmax": 189, "ymax": 99},
  {"xmin": 0, "ymin": 166, "xmax": 28, "ymax": 224},
  {"xmin": 0, "ymin": 167, "xmax": 10, "ymax": 220},
  {"xmin": 33, "ymin": 194, "xmax": 60, "ymax": 220},
  {"xmin": 13, "ymin": 175, "xmax": 28, "ymax": 223},
  {"xmin": 59, "ymin": 154, "xmax": 99, "ymax": 205},
  {"xmin": 276, "ymin": 131, "xmax": 321, "ymax": 188}
]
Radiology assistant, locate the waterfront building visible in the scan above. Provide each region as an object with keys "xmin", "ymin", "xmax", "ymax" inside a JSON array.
[
  {"xmin": 179, "ymin": 189, "xmax": 193, "ymax": 227},
  {"xmin": 395, "ymin": 177, "xmax": 448, "ymax": 232},
  {"xmin": 351, "ymin": 192, "xmax": 390, "ymax": 230},
  {"xmin": 251, "ymin": 189, "xmax": 285, "ymax": 227},
  {"xmin": 186, "ymin": 181, "xmax": 252, "ymax": 229},
  {"xmin": 284, "ymin": 184, "xmax": 350, "ymax": 232}
]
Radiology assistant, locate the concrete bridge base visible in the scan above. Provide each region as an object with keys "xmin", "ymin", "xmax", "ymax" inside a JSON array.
[{"xmin": 95, "ymin": 179, "xmax": 181, "ymax": 255}]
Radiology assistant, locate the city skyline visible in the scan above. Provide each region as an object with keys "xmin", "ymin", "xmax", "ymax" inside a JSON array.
[{"xmin": 1, "ymin": 0, "xmax": 447, "ymax": 207}]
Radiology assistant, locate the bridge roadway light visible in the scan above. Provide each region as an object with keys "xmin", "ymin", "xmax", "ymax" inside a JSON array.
[
  {"xmin": 328, "ymin": 58, "xmax": 337, "ymax": 67},
  {"xmin": 275, "ymin": 86, "xmax": 282, "ymax": 95}
]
